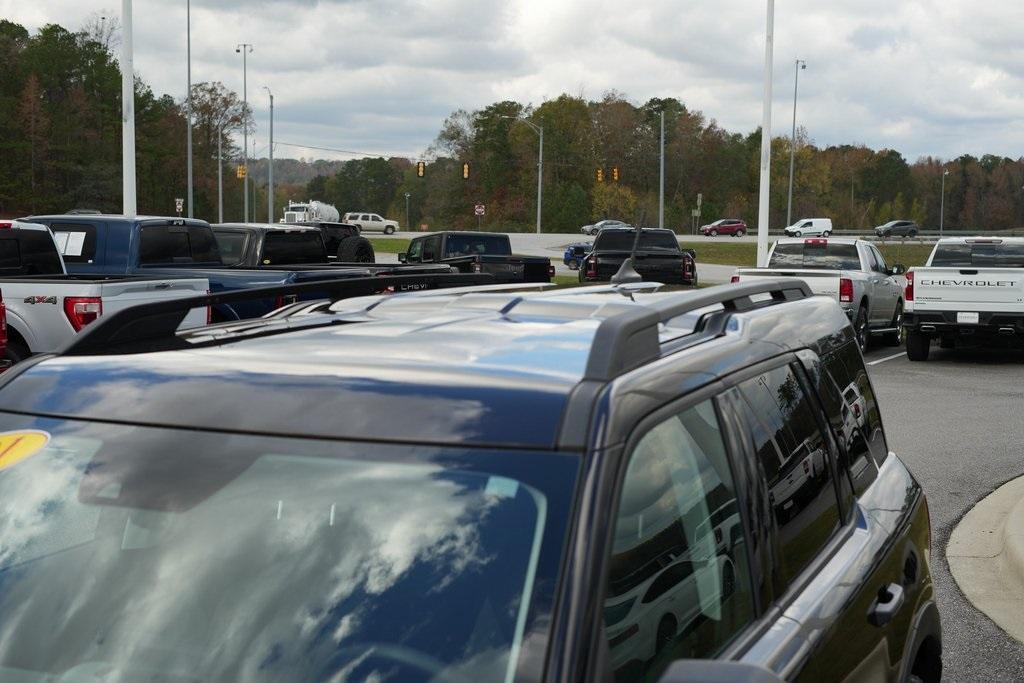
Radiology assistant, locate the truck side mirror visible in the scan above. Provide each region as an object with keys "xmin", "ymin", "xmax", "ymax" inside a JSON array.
[
  {"xmin": 398, "ymin": 253, "xmax": 407, "ymax": 263},
  {"xmin": 890, "ymin": 263, "xmax": 905, "ymax": 276}
]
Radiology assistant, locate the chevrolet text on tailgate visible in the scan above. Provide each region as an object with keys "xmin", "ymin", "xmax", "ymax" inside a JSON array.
[
  {"xmin": 732, "ymin": 237, "xmax": 906, "ymax": 351},
  {"xmin": 903, "ymin": 237, "xmax": 1024, "ymax": 361}
]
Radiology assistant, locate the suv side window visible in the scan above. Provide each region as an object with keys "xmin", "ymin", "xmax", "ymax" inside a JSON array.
[
  {"xmin": 51, "ymin": 223, "xmax": 98, "ymax": 263},
  {"xmin": 406, "ymin": 239, "xmax": 423, "ymax": 263},
  {"xmin": 737, "ymin": 364, "xmax": 841, "ymax": 589},
  {"xmin": 371, "ymin": 215, "xmax": 383, "ymax": 222},
  {"xmin": 819, "ymin": 338, "xmax": 888, "ymax": 467},
  {"xmin": 870, "ymin": 246, "xmax": 888, "ymax": 273},
  {"xmin": 603, "ymin": 399, "xmax": 755, "ymax": 680},
  {"xmin": 422, "ymin": 236, "xmax": 441, "ymax": 261}
]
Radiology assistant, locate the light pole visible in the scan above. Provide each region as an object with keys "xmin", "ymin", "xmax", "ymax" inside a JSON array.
[
  {"xmin": 659, "ymin": 109, "xmax": 665, "ymax": 230},
  {"xmin": 263, "ymin": 86, "xmax": 274, "ymax": 223},
  {"xmin": 786, "ymin": 59, "xmax": 806, "ymax": 228},
  {"xmin": 501, "ymin": 115, "xmax": 543, "ymax": 234},
  {"xmin": 405, "ymin": 192, "xmax": 411, "ymax": 231},
  {"xmin": 121, "ymin": 0, "xmax": 136, "ymax": 217},
  {"xmin": 217, "ymin": 121, "xmax": 224, "ymax": 223},
  {"xmin": 756, "ymin": 0, "xmax": 775, "ymax": 267},
  {"xmin": 940, "ymin": 169, "xmax": 950, "ymax": 236},
  {"xmin": 186, "ymin": 0, "xmax": 193, "ymax": 217},
  {"xmin": 236, "ymin": 43, "xmax": 252, "ymax": 222}
]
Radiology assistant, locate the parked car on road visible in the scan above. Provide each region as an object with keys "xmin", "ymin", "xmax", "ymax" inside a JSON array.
[
  {"xmin": 581, "ymin": 219, "xmax": 629, "ymax": 235},
  {"xmin": 343, "ymin": 212, "xmax": 399, "ymax": 234},
  {"xmin": 874, "ymin": 220, "xmax": 919, "ymax": 238},
  {"xmin": 580, "ymin": 227, "xmax": 696, "ymax": 285},
  {"xmin": 732, "ymin": 237, "xmax": 905, "ymax": 351},
  {"xmin": 783, "ymin": 218, "xmax": 833, "ymax": 237},
  {"xmin": 0, "ymin": 278, "xmax": 940, "ymax": 682},
  {"xmin": 563, "ymin": 242, "xmax": 592, "ymax": 270},
  {"xmin": 699, "ymin": 219, "xmax": 747, "ymax": 237},
  {"xmin": 398, "ymin": 231, "xmax": 554, "ymax": 282},
  {"xmin": 903, "ymin": 237, "xmax": 1024, "ymax": 360}
]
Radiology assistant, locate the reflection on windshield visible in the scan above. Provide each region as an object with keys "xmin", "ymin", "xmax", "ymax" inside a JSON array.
[
  {"xmin": 0, "ymin": 417, "xmax": 565, "ymax": 682},
  {"xmin": 770, "ymin": 243, "xmax": 860, "ymax": 270},
  {"xmin": 930, "ymin": 243, "xmax": 1024, "ymax": 268},
  {"xmin": 596, "ymin": 231, "xmax": 680, "ymax": 251}
]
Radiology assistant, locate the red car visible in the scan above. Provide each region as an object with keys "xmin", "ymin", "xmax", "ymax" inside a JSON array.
[{"xmin": 699, "ymin": 218, "xmax": 747, "ymax": 237}]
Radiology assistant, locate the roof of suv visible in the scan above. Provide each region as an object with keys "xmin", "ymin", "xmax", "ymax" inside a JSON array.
[{"xmin": 0, "ymin": 281, "xmax": 849, "ymax": 450}]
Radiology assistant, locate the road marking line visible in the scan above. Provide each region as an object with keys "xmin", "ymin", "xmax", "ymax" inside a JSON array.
[{"xmin": 867, "ymin": 352, "xmax": 906, "ymax": 366}]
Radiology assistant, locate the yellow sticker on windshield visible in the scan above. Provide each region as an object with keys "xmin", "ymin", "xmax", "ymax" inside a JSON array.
[{"xmin": 0, "ymin": 430, "xmax": 50, "ymax": 471}]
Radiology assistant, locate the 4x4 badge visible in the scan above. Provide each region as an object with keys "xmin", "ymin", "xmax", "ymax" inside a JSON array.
[{"xmin": 23, "ymin": 295, "xmax": 57, "ymax": 305}]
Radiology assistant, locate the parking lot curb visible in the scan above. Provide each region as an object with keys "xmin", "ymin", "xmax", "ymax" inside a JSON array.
[{"xmin": 947, "ymin": 474, "xmax": 1024, "ymax": 643}]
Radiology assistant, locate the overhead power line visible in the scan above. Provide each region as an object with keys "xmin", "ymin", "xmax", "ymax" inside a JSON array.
[{"xmin": 273, "ymin": 141, "xmax": 421, "ymax": 160}]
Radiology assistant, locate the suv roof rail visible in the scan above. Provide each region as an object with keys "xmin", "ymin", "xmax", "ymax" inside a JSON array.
[
  {"xmin": 583, "ymin": 279, "xmax": 811, "ymax": 381},
  {"xmin": 62, "ymin": 272, "xmax": 492, "ymax": 355}
]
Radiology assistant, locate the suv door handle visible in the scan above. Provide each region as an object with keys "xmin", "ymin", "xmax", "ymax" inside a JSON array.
[{"xmin": 867, "ymin": 583, "xmax": 904, "ymax": 627}]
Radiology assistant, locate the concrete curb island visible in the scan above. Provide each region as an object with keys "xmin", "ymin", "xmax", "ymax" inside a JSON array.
[{"xmin": 948, "ymin": 475, "xmax": 1024, "ymax": 643}]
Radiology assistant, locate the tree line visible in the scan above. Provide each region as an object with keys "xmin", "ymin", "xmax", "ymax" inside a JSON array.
[{"xmin": 3, "ymin": 19, "xmax": 1023, "ymax": 233}]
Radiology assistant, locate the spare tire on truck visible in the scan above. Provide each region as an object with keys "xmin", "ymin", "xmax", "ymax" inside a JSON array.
[{"xmin": 337, "ymin": 236, "xmax": 375, "ymax": 263}]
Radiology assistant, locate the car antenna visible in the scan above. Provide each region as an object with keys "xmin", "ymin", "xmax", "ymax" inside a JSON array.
[{"xmin": 611, "ymin": 209, "xmax": 646, "ymax": 285}]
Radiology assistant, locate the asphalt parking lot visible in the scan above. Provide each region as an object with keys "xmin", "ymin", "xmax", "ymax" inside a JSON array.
[{"xmin": 863, "ymin": 344, "xmax": 1024, "ymax": 681}]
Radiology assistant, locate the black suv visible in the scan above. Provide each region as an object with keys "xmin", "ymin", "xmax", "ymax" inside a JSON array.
[{"xmin": 0, "ymin": 278, "xmax": 940, "ymax": 682}]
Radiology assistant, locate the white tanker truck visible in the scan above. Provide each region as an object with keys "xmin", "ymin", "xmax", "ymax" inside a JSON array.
[{"xmin": 281, "ymin": 200, "xmax": 340, "ymax": 224}]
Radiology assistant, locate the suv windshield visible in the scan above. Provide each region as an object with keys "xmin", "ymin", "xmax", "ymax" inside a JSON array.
[
  {"xmin": 595, "ymin": 230, "xmax": 680, "ymax": 251},
  {"xmin": 262, "ymin": 230, "xmax": 327, "ymax": 265},
  {"xmin": 930, "ymin": 242, "xmax": 1024, "ymax": 268},
  {"xmin": 0, "ymin": 414, "xmax": 575, "ymax": 682},
  {"xmin": 444, "ymin": 234, "xmax": 511, "ymax": 257},
  {"xmin": 769, "ymin": 242, "xmax": 861, "ymax": 270}
]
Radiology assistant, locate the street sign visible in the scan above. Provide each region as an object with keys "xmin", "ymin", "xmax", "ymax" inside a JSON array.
[
  {"xmin": 696, "ymin": 193, "xmax": 703, "ymax": 209},
  {"xmin": 474, "ymin": 204, "xmax": 485, "ymax": 216},
  {"xmin": 691, "ymin": 209, "xmax": 700, "ymax": 217},
  {"xmin": 236, "ymin": 165, "xmax": 246, "ymax": 179},
  {"xmin": 174, "ymin": 197, "xmax": 184, "ymax": 216}
]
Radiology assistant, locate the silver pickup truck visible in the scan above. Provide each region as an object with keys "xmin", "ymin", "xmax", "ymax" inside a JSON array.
[{"xmin": 732, "ymin": 237, "xmax": 906, "ymax": 351}]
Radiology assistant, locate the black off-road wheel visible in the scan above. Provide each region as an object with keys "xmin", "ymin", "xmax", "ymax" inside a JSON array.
[{"xmin": 337, "ymin": 236, "xmax": 376, "ymax": 263}]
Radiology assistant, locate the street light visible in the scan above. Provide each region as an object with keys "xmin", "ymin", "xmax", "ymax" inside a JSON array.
[
  {"xmin": 263, "ymin": 86, "xmax": 274, "ymax": 224},
  {"xmin": 501, "ymin": 115, "xmax": 544, "ymax": 234},
  {"xmin": 236, "ymin": 43, "xmax": 253, "ymax": 222},
  {"xmin": 121, "ymin": 0, "xmax": 136, "ymax": 217},
  {"xmin": 756, "ymin": 0, "xmax": 775, "ymax": 267},
  {"xmin": 940, "ymin": 169, "xmax": 950, "ymax": 236},
  {"xmin": 659, "ymin": 109, "xmax": 665, "ymax": 229},
  {"xmin": 786, "ymin": 59, "xmax": 806, "ymax": 228},
  {"xmin": 405, "ymin": 192, "xmax": 411, "ymax": 231},
  {"xmin": 186, "ymin": 0, "xmax": 193, "ymax": 218}
]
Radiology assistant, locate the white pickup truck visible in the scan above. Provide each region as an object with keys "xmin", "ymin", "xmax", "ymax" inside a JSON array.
[
  {"xmin": 732, "ymin": 237, "xmax": 906, "ymax": 351},
  {"xmin": 1, "ymin": 221, "xmax": 209, "ymax": 361},
  {"xmin": 902, "ymin": 237, "xmax": 1024, "ymax": 361}
]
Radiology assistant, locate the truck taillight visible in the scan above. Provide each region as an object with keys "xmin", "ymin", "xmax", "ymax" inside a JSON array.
[
  {"xmin": 805, "ymin": 238, "xmax": 827, "ymax": 246},
  {"xmin": 839, "ymin": 278, "xmax": 853, "ymax": 303},
  {"xmin": 63, "ymin": 296, "xmax": 102, "ymax": 332},
  {"xmin": 682, "ymin": 257, "xmax": 693, "ymax": 279},
  {"xmin": 586, "ymin": 257, "xmax": 598, "ymax": 278},
  {"xmin": 548, "ymin": 264, "xmax": 556, "ymax": 278},
  {"xmin": 905, "ymin": 270, "xmax": 914, "ymax": 302},
  {"xmin": 730, "ymin": 275, "xmax": 740, "ymax": 284}
]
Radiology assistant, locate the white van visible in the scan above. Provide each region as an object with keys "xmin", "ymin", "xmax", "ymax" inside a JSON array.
[{"xmin": 783, "ymin": 218, "xmax": 833, "ymax": 237}]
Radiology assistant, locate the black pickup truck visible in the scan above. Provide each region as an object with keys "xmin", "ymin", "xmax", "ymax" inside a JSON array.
[
  {"xmin": 398, "ymin": 231, "xmax": 554, "ymax": 283},
  {"xmin": 579, "ymin": 227, "xmax": 697, "ymax": 286}
]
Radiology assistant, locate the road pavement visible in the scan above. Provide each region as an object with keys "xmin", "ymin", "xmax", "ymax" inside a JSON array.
[{"xmin": 863, "ymin": 344, "xmax": 1024, "ymax": 681}]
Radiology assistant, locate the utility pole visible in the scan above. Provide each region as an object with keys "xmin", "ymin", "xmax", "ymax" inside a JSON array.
[
  {"xmin": 756, "ymin": 0, "xmax": 775, "ymax": 267},
  {"xmin": 786, "ymin": 59, "xmax": 806, "ymax": 227},
  {"xmin": 186, "ymin": 0, "xmax": 193, "ymax": 217},
  {"xmin": 217, "ymin": 122, "xmax": 223, "ymax": 223},
  {"xmin": 264, "ymin": 87, "xmax": 274, "ymax": 223},
  {"xmin": 500, "ymin": 115, "xmax": 543, "ymax": 233},
  {"xmin": 659, "ymin": 110, "xmax": 665, "ymax": 230},
  {"xmin": 121, "ymin": 0, "xmax": 136, "ymax": 217},
  {"xmin": 236, "ymin": 43, "xmax": 252, "ymax": 221}
]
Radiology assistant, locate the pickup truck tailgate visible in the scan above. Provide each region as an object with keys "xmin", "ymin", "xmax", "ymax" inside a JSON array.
[
  {"xmin": 734, "ymin": 268, "xmax": 841, "ymax": 299},
  {"xmin": 913, "ymin": 268, "xmax": 1024, "ymax": 311},
  {"xmin": 98, "ymin": 277, "xmax": 210, "ymax": 328}
]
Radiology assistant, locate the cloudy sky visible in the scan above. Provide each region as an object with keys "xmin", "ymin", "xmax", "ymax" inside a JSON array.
[{"xmin": 3, "ymin": 0, "xmax": 1024, "ymax": 163}]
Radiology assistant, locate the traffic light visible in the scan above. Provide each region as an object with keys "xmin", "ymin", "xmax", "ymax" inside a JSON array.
[
  {"xmin": 462, "ymin": 162, "xmax": 470, "ymax": 179},
  {"xmin": 612, "ymin": 166, "xmax": 620, "ymax": 182},
  {"xmin": 236, "ymin": 165, "xmax": 246, "ymax": 179},
  {"xmin": 596, "ymin": 168, "xmax": 604, "ymax": 183},
  {"xmin": 416, "ymin": 161, "xmax": 425, "ymax": 177}
]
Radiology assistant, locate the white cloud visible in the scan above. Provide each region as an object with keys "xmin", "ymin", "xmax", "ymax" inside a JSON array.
[{"xmin": 3, "ymin": 0, "xmax": 1024, "ymax": 162}]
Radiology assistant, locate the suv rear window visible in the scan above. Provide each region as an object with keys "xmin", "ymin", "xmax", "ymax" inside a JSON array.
[
  {"xmin": 444, "ymin": 234, "xmax": 511, "ymax": 257},
  {"xmin": 139, "ymin": 225, "xmax": 221, "ymax": 266},
  {"xmin": 261, "ymin": 231, "xmax": 327, "ymax": 265},
  {"xmin": 594, "ymin": 231, "xmax": 680, "ymax": 251},
  {"xmin": 930, "ymin": 242, "xmax": 1024, "ymax": 267},
  {"xmin": 769, "ymin": 242, "xmax": 860, "ymax": 270}
]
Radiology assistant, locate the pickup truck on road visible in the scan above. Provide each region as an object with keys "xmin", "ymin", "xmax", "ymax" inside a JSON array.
[
  {"xmin": 732, "ymin": 237, "xmax": 906, "ymax": 351},
  {"xmin": 902, "ymin": 237, "xmax": 1024, "ymax": 360},
  {"xmin": 0, "ymin": 221, "xmax": 207, "ymax": 361},
  {"xmin": 579, "ymin": 227, "xmax": 697, "ymax": 286},
  {"xmin": 398, "ymin": 231, "xmax": 554, "ymax": 283}
]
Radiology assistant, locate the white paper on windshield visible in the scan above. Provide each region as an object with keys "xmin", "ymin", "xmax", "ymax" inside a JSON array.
[
  {"xmin": 63, "ymin": 232, "xmax": 86, "ymax": 257},
  {"xmin": 53, "ymin": 231, "xmax": 70, "ymax": 253}
]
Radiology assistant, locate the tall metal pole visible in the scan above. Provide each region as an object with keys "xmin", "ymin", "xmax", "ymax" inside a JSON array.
[
  {"xmin": 186, "ymin": 0, "xmax": 193, "ymax": 217},
  {"xmin": 121, "ymin": 0, "xmax": 136, "ymax": 217},
  {"xmin": 940, "ymin": 170, "xmax": 949, "ymax": 236},
  {"xmin": 217, "ymin": 124, "xmax": 223, "ymax": 223},
  {"xmin": 786, "ymin": 59, "xmax": 805, "ymax": 228},
  {"xmin": 659, "ymin": 110, "xmax": 665, "ymax": 230},
  {"xmin": 237, "ymin": 44, "xmax": 252, "ymax": 222},
  {"xmin": 536, "ymin": 125, "xmax": 543, "ymax": 234},
  {"xmin": 756, "ymin": 0, "xmax": 775, "ymax": 267},
  {"xmin": 405, "ymin": 192, "xmax": 411, "ymax": 231},
  {"xmin": 264, "ymin": 87, "xmax": 273, "ymax": 223}
]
